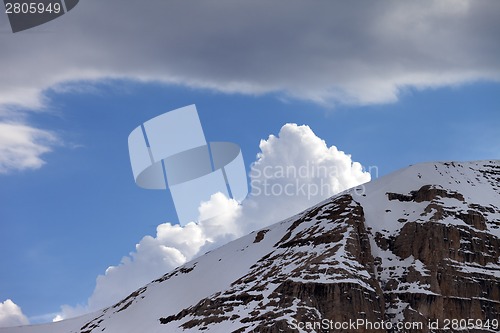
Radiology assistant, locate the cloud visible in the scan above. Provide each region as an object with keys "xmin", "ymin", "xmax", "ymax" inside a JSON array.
[
  {"xmin": 56, "ymin": 123, "xmax": 371, "ymax": 319},
  {"xmin": 0, "ymin": 0, "xmax": 499, "ymax": 111},
  {"xmin": 0, "ymin": 299, "xmax": 29, "ymax": 328},
  {"xmin": 0, "ymin": 122, "xmax": 57, "ymax": 174},
  {"xmin": 73, "ymin": 196, "xmax": 243, "ymax": 313}
]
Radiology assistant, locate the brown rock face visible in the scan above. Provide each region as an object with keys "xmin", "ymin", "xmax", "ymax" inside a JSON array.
[
  {"xmin": 386, "ymin": 220, "xmax": 500, "ymax": 330},
  {"xmin": 387, "ymin": 185, "xmax": 465, "ymax": 203},
  {"xmin": 160, "ymin": 194, "xmax": 387, "ymax": 332},
  {"xmin": 376, "ymin": 182, "xmax": 500, "ymax": 333}
]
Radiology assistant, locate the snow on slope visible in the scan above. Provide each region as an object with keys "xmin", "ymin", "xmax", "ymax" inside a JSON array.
[
  {"xmin": 355, "ymin": 160, "xmax": 499, "ymax": 280},
  {"xmin": 356, "ymin": 160, "xmax": 500, "ymax": 236},
  {"xmin": 353, "ymin": 160, "xmax": 500, "ymax": 327},
  {"xmin": 1, "ymin": 209, "xmax": 306, "ymax": 333}
]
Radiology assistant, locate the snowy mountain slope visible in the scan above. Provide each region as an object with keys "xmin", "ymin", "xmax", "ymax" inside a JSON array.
[
  {"xmin": 356, "ymin": 161, "xmax": 500, "ymax": 330},
  {"xmin": 3, "ymin": 160, "xmax": 499, "ymax": 333}
]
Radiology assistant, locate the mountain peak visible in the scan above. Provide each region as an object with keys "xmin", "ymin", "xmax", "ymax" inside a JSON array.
[{"xmin": 4, "ymin": 160, "xmax": 499, "ymax": 333}]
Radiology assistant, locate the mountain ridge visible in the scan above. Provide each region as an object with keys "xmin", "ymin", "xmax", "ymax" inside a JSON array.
[{"xmin": 3, "ymin": 159, "xmax": 499, "ymax": 333}]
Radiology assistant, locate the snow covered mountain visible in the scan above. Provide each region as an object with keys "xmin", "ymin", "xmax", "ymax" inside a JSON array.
[{"xmin": 3, "ymin": 160, "xmax": 500, "ymax": 333}]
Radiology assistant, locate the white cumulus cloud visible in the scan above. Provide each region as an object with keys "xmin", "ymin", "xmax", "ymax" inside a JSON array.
[
  {"xmin": 0, "ymin": 299, "xmax": 29, "ymax": 328},
  {"xmin": 55, "ymin": 123, "xmax": 371, "ymax": 319}
]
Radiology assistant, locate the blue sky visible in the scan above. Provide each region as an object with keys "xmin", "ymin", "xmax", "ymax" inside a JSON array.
[{"xmin": 0, "ymin": 0, "xmax": 499, "ymax": 326}]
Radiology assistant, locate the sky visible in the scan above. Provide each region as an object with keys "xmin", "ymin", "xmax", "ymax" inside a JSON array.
[{"xmin": 0, "ymin": 0, "xmax": 499, "ymax": 327}]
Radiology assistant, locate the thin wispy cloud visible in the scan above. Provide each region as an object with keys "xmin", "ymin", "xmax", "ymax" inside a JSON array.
[{"xmin": 0, "ymin": 122, "xmax": 56, "ymax": 173}]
